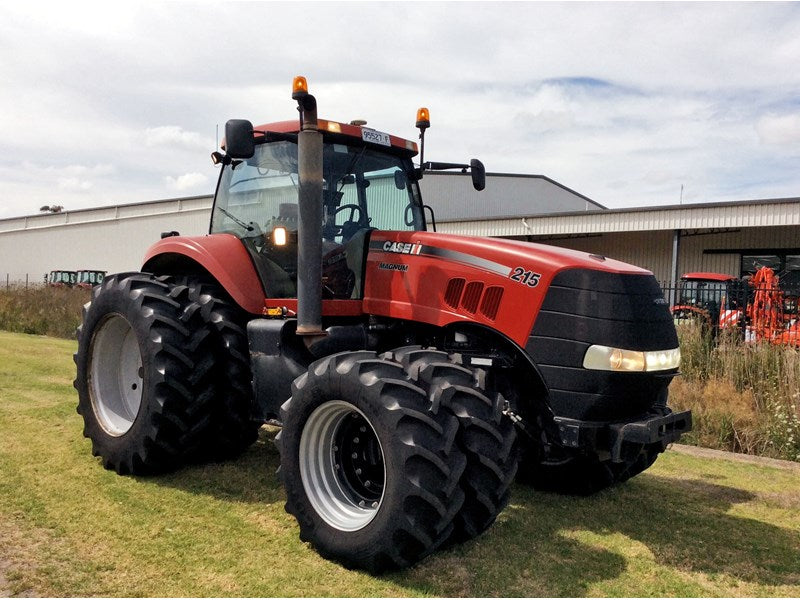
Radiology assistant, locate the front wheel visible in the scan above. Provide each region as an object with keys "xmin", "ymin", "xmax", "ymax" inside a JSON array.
[
  {"xmin": 277, "ymin": 351, "xmax": 466, "ymax": 573},
  {"xmin": 388, "ymin": 346, "xmax": 519, "ymax": 545}
]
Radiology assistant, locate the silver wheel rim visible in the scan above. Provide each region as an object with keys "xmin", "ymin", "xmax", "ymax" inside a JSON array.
[
  {"xmin": 88, "ymin": 314, "xmax": 143, "ymax": 436},
  {"xmin": 299, "ymin": 401, "xmax": 385, "ymax": 531}
]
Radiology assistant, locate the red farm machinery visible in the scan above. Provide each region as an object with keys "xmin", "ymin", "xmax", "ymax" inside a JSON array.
[
  {"xmin": 74, "ymin": 77, "xmax": 691, "ymax": 572},
  {"xmin": 672, "ymin": 269, "xmax": 800, "ymax": 346},
  {"xmin": 47, "ymin": 269, "xmax": 105, "ymax": 288}
]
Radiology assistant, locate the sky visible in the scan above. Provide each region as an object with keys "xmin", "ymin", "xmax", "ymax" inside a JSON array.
[{"xmin": 1, "ymin": 1, "xmax": 799, "ymax": 219}]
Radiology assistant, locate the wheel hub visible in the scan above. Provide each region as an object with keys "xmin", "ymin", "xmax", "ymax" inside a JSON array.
[
  {"xmin": 333, "ymin": 412, "xmax": 384, "ymax": 504},
  {"xmin": 299, "ymin": 401, "xmax": 385, "ymax": 531},
  {"xmin": 88, "ymin": 313, "xmax": 143, "ymax": 436}
]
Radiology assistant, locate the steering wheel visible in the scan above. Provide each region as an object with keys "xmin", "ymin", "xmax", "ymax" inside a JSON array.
[
  {"xmin": 330, "ymin": 204, "xmax": 367, "ymax": 241},
  {"xmin": 334, "ymin": 204, "xmax": 365, "ymax": 223}
]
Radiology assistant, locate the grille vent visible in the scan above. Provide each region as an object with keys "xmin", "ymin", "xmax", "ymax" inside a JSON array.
[
  {"xmin": 480, "ymin": 286, "xmax": 504, "ymax": 320},
  {"xmin": 462, "ymin": 282, "xmax": 484, "ymax": 313},
  {"xmin": 444, "ymin": 278, "xmax": 466, "ymax": 309},
  {"xmin": 444, "ymin": 278, "xmax": 504, "ymax": 320}
]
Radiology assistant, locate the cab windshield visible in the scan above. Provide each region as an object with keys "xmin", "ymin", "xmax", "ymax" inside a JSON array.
[
  {"xmin": 211, "ymin": 140, "xmax": 423, "ymax": 240},
  {"xmin": 678, "ymin": 280, "xmax": 737, "ymax": 310},
  {"xmin": 211, "ymin": 140, "xmax": 423, "ymax": 299}
]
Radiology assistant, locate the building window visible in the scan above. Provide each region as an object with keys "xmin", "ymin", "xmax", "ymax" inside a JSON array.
[{"xmin": 741, "ymin": 252, "xmax": 800, "ymax": 288}]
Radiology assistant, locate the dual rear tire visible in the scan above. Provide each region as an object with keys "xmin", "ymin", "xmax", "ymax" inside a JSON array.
[
  {"xmin": 74, "ymin": 273, "xmax": 217, "ymax": 474},
  {"xmin": 74, "ymin": 273, "xmax": 258, "ymax": 474}
]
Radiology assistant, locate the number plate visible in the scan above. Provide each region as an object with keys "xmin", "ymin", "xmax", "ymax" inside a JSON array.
[{"xmin": 361, "ymin": 128, "xmax": 391, "ymax": 146}]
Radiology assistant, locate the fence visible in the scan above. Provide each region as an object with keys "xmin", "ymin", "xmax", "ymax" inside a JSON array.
[{"xmin": 3, "ymin": 274, "xmax": 44, "ymax": 289}]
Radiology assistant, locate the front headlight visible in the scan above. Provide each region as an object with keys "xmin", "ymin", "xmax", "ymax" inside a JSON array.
[{"xmin": 583, "ymin": 345, "xmax": 681, "ymax": 372}]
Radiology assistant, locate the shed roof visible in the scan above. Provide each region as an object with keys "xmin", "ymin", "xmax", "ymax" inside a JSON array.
[
  {"xmin": 438, "ymin": 196, "xmax": 800, "ymax": 237},
  {"xmin": 421, "ymin": 172, "xmax": 604, "ymax": 221}
]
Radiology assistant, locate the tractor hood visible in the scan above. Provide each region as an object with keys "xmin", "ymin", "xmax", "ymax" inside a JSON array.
[
  {"xmin": 363, "ymin": 230, "xmax": 655, "ymax": 346},
  {"xmin": 370, "ymin": 231, "xmax": 651, "ymax": 280}
]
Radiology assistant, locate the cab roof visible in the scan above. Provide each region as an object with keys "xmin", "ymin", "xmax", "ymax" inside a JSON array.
[
  {"xmin": 681, "ymin": 272, "xmax": 738, "ymax": 282},
  {"xmin": 251, "ymin": 119, "xmax": 418, "ymax": 156}
]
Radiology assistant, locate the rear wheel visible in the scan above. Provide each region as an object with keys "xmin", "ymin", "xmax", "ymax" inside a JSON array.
[
  {"xmin": 277, "ymin": 350, "xmax": 466, "ymax": 572},
  {"xmin": 179, "ymin": 279, "xmax": 260, "ymax": 460},
  {"xmin": 74, "ymin": 273, "xmax": 216, "ymax": 474}
]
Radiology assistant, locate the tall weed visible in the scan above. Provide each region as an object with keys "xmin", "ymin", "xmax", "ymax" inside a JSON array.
[
  {"xmin": 673, "ymin": 320, "xmax": 800, "ymax": 461},
  {"xmin": 0, "ymin": 285, "xmax": 89, "ymax": 339}
]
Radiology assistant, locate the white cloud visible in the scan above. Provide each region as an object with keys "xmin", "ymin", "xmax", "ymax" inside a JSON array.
[
  {"xmin": 755, "ymin": 114, "xmax": 800, "ymax": 145},
  {"xmin": 58, "ymin": 177, "xmax": 93, "ymax": 192},
  {"xmin": 145, "ymin": 126, "xmax": 210, "ymax": 150},
  {"xmin": 1, "ymin": 3, "xmax": 800, "ymax": 217},
  {"xmin": 165, "ymin": 172, "xmax": 209, "ymax": 192}
]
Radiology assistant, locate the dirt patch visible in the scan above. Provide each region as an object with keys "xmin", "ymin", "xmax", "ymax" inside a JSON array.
[{"xmin": 0, "ymin": 518, "xmax": 40, "ymax": 597}]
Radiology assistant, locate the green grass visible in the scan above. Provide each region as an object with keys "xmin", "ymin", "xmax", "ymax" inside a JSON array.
[{"xmin": 1, "ymin": 331, "xmax": 799, "ymax": 597}]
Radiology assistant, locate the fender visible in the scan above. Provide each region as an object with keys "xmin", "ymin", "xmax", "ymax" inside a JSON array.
[{"xmin": 142, "ymin": 234, "xmax": 265, "ymax": 315}]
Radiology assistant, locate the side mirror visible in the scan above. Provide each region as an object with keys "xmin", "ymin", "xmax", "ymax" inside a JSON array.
[
  {"xmin": 470, "ymin": 159, "xmax": 486, "ymax": 191},
  {"xmin": 394, "ymin": 170, "xmax": 408, "ymax": 190},
  {"xmin": 225, "ymin": 119, "xmax": 255, "ymax": 159}
]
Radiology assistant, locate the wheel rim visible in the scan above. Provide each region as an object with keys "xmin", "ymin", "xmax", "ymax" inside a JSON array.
[
  {"xmin": 299, "ymin": 401, "xmax": 385, "ymax": 531},
  {"xmin": 88, "ymin": 314, "xmax": 143, "ymax": 436}
]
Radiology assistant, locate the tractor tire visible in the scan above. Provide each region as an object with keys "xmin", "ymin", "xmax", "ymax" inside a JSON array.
[
  {"xmin": 527, "ymin": 448, "xmax": 660, "ymax": 496},
  {"xmin": 179, "ymin": 279, "xmax": 260, "ymax": 460},
  {"xmin": 74, "ymin": 273, "xmax": 216, "ymax": 474},
  {"xmin": 530, "ymin": 457, "xmax": 616, "ymax": 496},
  {"xmin": 277, "ymin": 350, "xmax": 467, "ymax": 573},
  {"xmin": 387, "ymin": 346, "xmax": 519, "ymax": 545}
]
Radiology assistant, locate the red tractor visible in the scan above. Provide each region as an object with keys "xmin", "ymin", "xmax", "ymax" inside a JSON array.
[
  {"xmin": 74, "ymin": 77, "xmax": 690, "ymax": 572},
  {"xmin": 671, "ymin": 272, "xmax": 748, "ymax": 336},
  {"xmin": 672, "ymin": 269, "xmax": 800, "ymax": 345}
]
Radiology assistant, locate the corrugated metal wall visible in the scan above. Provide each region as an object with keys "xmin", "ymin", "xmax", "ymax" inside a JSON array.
[
  {"xmin": 440, "ymin": 199, "xmax": 800, "ymax": 237},
  {"xmin": 0, "ymin": 197, "xmax": 212, "ymax": 283},
  {"xmin": 510, "ymin": 224, "xmax": 799, "ymax": 284},
  {"xmin": 2, "ymin": 190, "xmax": 798, "ymax": 290},
  {"xmin": 678, "ymin": 225, "xmax": 799, "ymax": 277},
  {"xmin": 531, "ymin": 231, "xmax": 675, "ymax": 283}
]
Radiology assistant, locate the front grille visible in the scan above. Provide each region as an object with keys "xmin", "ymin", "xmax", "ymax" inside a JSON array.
[{"xmin": 526, "ymin": 269, "xmax": 677, "ymax": 421}]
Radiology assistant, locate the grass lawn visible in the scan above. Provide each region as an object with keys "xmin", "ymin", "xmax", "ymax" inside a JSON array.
[{"xmin": 1, "ymin": 330, "xmax": 798, "ymax": 597}]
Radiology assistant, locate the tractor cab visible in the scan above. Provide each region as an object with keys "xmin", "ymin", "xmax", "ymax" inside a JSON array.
[
  {"xmin": 210, "ymin": 125, "xmax": 424, "ymax": 300},
  {"xmin": 48, "ymin": 270, "xmax": 77, "ymax": 287},
  {"xmin": 673, "ymin": 272, "xmax": 747, "ymax": 332},
  {"xmin": 76, "ymin": 269, "xmax": 106, "ymax": 289}
]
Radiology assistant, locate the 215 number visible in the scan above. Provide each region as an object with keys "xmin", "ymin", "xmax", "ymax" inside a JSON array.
[{"xmin": 510, "ymin": 267, "xmax": 541, "ymax": 287}]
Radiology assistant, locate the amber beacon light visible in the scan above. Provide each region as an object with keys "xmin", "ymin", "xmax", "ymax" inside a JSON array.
[
  {"xmin": 416, "ymin": 107, "xmax": 430, "ymax": 130},
  {"xmin": 292, "ymin": 76, "xmax": 309, "ymax": 99}
]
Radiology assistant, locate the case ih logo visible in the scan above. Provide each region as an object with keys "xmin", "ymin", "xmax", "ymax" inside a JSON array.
[{"xmin": 382, "ymin": 241, "xmax": 422, "ymax": 255}]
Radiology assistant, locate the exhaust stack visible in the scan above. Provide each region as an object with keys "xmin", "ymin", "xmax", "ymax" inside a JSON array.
[{"xmin": 292, "ymin": 77, "xmax": 325, "ymax": 338}]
